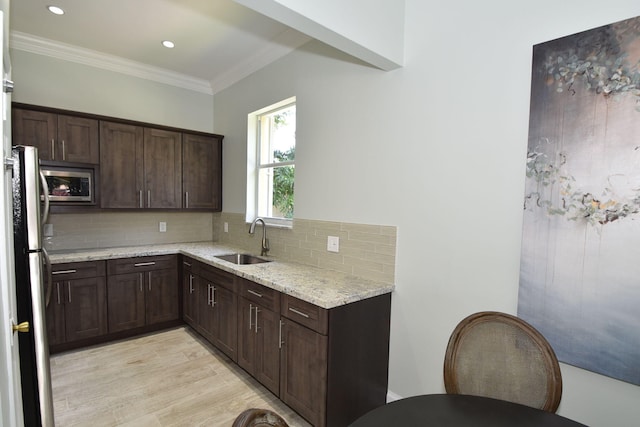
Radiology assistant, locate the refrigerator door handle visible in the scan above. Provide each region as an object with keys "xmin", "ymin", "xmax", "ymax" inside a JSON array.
[
  {"xmin": 39, "ymin": 169, "xmax": 50, "ymax": 226},
  {"xmin": 42, "ymin": 247, "xmax": 53, "ymax": 308}
]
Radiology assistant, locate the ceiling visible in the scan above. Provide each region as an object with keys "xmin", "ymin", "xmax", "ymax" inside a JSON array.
[{"xmin": 9, "ymin": 0, "xmax": 311, "ymax": 94}]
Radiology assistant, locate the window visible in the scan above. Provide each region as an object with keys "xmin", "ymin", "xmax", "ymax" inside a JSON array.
[{"xmin": 247, "ymin": 97, "xmax": 296, "ymax": 226}]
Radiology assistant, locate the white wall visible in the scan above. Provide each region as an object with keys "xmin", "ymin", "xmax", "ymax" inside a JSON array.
[
  {"xmin": 10, "ymin": 49, "xmax": 214, "ymax": 132},
  {"xmin": 214, "ymin": 0, "xmax": 640, "ymax": 425}
]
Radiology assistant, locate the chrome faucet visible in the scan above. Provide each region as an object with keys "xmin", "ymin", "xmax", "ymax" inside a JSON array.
[{"xmin": 249, "ymin": 217, "xmax": 270, "ymax": 256}]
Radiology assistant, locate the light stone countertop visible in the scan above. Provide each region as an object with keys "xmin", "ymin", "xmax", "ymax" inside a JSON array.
[{"xmin": 47, "ymin": 241, "xmax": 395, "ymax": 309}]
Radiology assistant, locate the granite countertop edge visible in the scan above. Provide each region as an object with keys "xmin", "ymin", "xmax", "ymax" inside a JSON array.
[{"xmin": 47, "ymin": 242, "xmax": 395, "ymax": 309}]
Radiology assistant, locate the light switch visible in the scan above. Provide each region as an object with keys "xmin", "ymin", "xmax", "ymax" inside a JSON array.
[
  {"xmin": 159, "ymin": 222, "xmax": 167, "ymax": 232},
  {"xmin": 327, "ymin": 236, "xmax": 340, "ymax": 253}
]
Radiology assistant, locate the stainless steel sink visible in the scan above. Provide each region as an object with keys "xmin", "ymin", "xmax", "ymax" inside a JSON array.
[{"xmin": 214, "ymin": 253, "xmax": 272, "ymax": 265}]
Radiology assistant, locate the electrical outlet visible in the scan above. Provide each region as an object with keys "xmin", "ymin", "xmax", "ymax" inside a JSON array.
[
  {"xmin": 224, "ymin": 222, "xmax": 229, "ymax": 233},
  {"xmin": 327, "ymin": 236, "xmax": 340, "ymax": 253},
  {"xmin": 159, "ymin": 222, "xmax": 167, "ymax": 232}
]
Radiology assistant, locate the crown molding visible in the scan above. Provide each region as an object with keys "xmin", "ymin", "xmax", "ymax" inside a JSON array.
[{"xmin": 9, "ymin": 31, "xmax": 214, "ymax": 95}]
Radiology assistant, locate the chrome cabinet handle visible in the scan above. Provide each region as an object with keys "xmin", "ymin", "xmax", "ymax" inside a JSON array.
[
  {"xmin": 248, "ymin": 304, "xmax": 254, "ymax": 330},
  {"xmin": 288, "ymin": 307, "xmax": 310, "ymax": 318},
  {"xmin": 134, "ymin": 262, "xmax": 156, "ymax": 267},
  {"xmin": 139, "ymin": 190, "xmax": 143, "ymax": 208},
  {"xmin": 147, "ymin": 190, "xmax": 151, "ymax": 208},
  {"xmin": 189, "ymin": 275, "xmax": 194, "ymax": 293},
  {"xmin": 183, "ymin": 261, "xmax": 192, "ymax": 267},
  {"xmin": 211, "ymin": 286, "xmax": 217, "ymax": 306},
  {"xmin": 139, "ymin": 273, "xmax": 143, "ymax": 292},
  {"xmin": 254, "ymin": 307, "xmax": 260, "ymax": 334},
  {"xmin": 148, "ymin": 272, "xmax": 152, "ymax": 291},
  {"xmin": 185, "ymin": 191, "xmax": 189, "ymax": 209},
  {"xmin": 51, "ymin": 139, "xmax": 55, "ymax": 160},
  {"xmin": 52, "ymin": 269, "xmax": 77, "ymax": 275},
  {"xmin": 56, "ymin": 283, "xmax": 61, "ymax": 305},
  {"xmin": 279, "ymin": 319, "xmax": 284, "ymax": 348},
  {"xmin": 247, "ymin": 289, "xmax": 263, "ymax": 298},
  {"xmin": 61, "ymin": 140, "xmax": 66, "ymax": 161},
  {"xmin": 67, "ymin": 282, "xmax": 71, "ymax": 303}
]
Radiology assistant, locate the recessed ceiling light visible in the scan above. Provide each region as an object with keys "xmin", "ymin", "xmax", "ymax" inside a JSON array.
[
  {"xmin": 161, "ymin": 40, "xmax": 175, "ymax": 49},
  {"xmin": 47, "ymin": 6, "xmax": 65, "ymax": 15}
]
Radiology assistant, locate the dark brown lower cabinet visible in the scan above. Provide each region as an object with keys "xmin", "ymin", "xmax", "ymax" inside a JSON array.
[
  {"xmin": 238, "ymin": 296, "xmax": 281, "ymax": 395},
  {"xmin": 182, "ymin": 258, "xmax": 237, "ymax": 361},
  {"xmin": 107, "ymin": 255, "xmax": 179, "ymax": 333},
  {"xmin": 280, "ymin": 293, "xmax": 392, "ymax": 427},
  {"xmin": 46, "ymin": 261, "xmax": 107, "ymax": 346},
  {"xmin": 279, "ymin": 318, "xmax": 328, "ymax": 426},
  {"xmin": 182, "ymin": 258, "xmax": 197, "ymax": 326},
  {"xmin": 179, "ymin": 256, "xmax": 392, "ymax": 427}
]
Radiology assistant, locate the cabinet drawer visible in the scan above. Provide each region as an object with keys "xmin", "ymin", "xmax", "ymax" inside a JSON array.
[
  {"xmin": 240, "ymin": 278, "xmax": 279, "ymax": 312},
  {"xmin": 199, "ymin": 263, "xmax": 235, "ymax": 291},
  {"xmin": 281, "ymin": 294, "xmax": 328, "ymax": 335},
  {"xmin": 107, "ymin": 255, "xmax": 177, "ymax": 275},
  {"xmin": 51, "ymin": 261, "xmax": 106, "ymax": 280}
]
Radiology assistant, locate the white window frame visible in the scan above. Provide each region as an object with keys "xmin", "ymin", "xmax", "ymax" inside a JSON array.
[{"xmin": 247, "ymin": 96, "xmax": 296, "ymax": 227}]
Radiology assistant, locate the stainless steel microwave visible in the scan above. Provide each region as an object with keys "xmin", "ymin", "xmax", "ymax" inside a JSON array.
[{"xmin": 41, "ymin": 165, "xmax": 95, "ymax": 203}]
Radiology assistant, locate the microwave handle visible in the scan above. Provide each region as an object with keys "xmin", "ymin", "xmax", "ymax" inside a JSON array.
[{"xmin": 39, "ymin": 170, "xmax": 50, "ymax": 225}]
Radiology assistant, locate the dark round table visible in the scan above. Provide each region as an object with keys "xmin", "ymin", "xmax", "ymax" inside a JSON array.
[{"xmin": 349, "ymin": 394, "xmax": 587, "ymax": 426}]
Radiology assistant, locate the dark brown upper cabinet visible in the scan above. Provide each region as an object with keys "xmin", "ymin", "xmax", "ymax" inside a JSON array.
[
  {"xmin": 100, "ymin": 121, "xmax": 182, "ymax": 209},
  {"xmin": 13, "ymin": 108, "xmax": 99, "ymax": 164},
  {"xmin": 182, "ymin": 133, "xmax": 222, "ymax": 210}
]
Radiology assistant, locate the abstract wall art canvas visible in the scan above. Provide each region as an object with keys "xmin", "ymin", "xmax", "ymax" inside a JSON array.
[{"xmin": 518, "ymin": 16, "xmax": 640, "ymax": 385}]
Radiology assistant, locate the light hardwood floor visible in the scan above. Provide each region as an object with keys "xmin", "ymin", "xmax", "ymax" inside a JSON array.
[{"xmin": 50, "ymin": 327, "xmax": 312, "ymax": 427}]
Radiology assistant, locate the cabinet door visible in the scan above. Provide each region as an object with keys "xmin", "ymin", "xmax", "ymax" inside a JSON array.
[
  {"xmin": 64, "ymin": 277, "xmax": 108, "ymax": 342},
  {"xmin": 182, "ymin": 133, "xmax": 222, "ymax": 210},
  {"xmin": 107, "ymin": 273, "xmax": 146, "ymax": 332},
  {"xmin": 12, "ymin": 109, "xmax": 56, "ymax": 161},
  {"xmin": 45, "ymin": 282, "xmax": 66, "ymax": 346},
  {"xmin": 57, "ymin": 115, "xmax": 99, "ymax": 163},
  {"xmin": 280, "ymin": 320, "xmax": 328, "ymax": 427},
  {"xmin": 182, "ymin": 262, "xmax": 198, "ymax": 327},
  {"xmin": 100, "ymin": 121, "xmax": 144, "ymax": 208},
  {"xmin": 197, "ymin": 277, "xmax": 216, "ymax": 342},
  {"xmin": 211, "ymin": 284, "xmax": 237, "ymax": 361},
  {"xmin": 238, "ymin": 297, "xmax": 279, "ymax": 395},
  {"xmin": 144, "ymin": 128, "xmax": 182, "ymax": 208},
  {"xmin": 254, "ymin": 305, "xmax": 279, "ymax": 395},
  {"xmin": 145, "ymin": 268, "xmax": 179, "ymax": 325},
  {"xmin": 238, "ymin": 297, "xmax": 257, "ymax": 374}
]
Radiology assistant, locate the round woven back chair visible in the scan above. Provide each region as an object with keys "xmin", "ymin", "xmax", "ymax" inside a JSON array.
[
  {"xmin": 231, "ymin": 408, "xmax": 290, "ymax": 427},
  {"xmin": 443, "ymin": 311, "xmax": 562, "ymax": 413}
]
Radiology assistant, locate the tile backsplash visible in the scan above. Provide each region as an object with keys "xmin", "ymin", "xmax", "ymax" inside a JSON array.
[
  {"xmin": 43, "ymin": 212, "xmax": 213, "ymax": 252},
  {"xmin": 44, "ymin": 211, "xmax": 396, "ymax": 284},
  {"xmin": 215, "ymin": 213, "xmax": 397, "ymax": 284}
]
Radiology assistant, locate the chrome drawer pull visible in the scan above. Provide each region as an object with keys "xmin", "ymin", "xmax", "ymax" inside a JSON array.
[
  {"xmin": 183, "ymin": 261, "xmax": 192, "ymax": 267},
  {"xmin": 52, "ymin": 269, "xmax": 77, "ymax": 275},
  {"xmin": 279, "ymin": 319, "xmax": 284, "ymax": 348},
  {"xmin": 134, "ymin": 262, "xmax": 156, "ymax": 267},
  {"xmin": 247, "ymin": 289, "xmax": 263, "ymax": 298},
  {"xmin": 248, "ymin": 304, "xmax": 254, "ymax": 330},
  {"xmin": 288, "ymin": 307, "xmax": 310, "ymax": 318}
]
